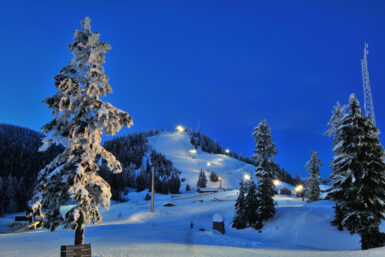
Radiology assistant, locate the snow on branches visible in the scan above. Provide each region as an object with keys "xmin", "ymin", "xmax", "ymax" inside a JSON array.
[{"xmin": 28, "ymin": 17, "xmax": 133, "ymax": 243}]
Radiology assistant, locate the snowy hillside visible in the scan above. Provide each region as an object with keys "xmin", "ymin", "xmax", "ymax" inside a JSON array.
[
  {"xmin": 1, "ymin": 130, "xmax": 383, "ymax": 257},
  {"xmin": 148, "ymin": 131, "xmax": 293, "ymax": 191}
]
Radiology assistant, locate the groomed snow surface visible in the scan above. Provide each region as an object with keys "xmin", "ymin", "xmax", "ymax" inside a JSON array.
[
  {"xmin": 1, "ymin": 192, "xmax": 385, "ymax": 256},
  {"xmin": 1, "ymin": 131, "xmax": 385, "ymax": 256}
]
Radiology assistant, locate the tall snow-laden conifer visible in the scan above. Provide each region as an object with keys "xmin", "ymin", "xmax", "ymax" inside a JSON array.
[
  {"xmin": 304, "ymin": 151, "xmax": 321, "ymax": 202},
  {"xmin": 27, "ymin": 17, "xmax": 133, "ymax": 245},
  {"xmin": 325, "ymin": 101, "xmax": 347, "ymax": 230},
  {"xmin": 328, "ymin": 94, "xmax": 385, "ymax": 249},
  {"xmin": 251, "ymin": 119, "xmax": 277, "ymax": 230},
  {"xmin": 232, "ymin": 179, "xmax": 247, "ymax": 229}
]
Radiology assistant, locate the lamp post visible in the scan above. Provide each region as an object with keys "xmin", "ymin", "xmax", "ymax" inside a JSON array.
[
  {"xmin": 219, "ymin": 177, "xmax": 222, "ymax": 189},
  {"xmin": 151, "ymin": 167, "xmax": 154, "ymax": 213}
]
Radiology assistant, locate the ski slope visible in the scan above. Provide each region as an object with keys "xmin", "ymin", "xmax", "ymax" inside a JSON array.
[{"xmin": 148, "ymin": 131, "xmax": 294, "ymax": 191}]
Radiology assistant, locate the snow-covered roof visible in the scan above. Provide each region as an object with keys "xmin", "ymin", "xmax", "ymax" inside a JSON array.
[{"xmin": 213, "ymin": 213, "xmax": 224, "ymax": 222}]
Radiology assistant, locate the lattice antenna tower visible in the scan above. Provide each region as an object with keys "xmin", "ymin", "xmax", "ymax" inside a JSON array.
[{"xmin": 361, "ymin": 42, "xmax": 376, "ymax": 126}]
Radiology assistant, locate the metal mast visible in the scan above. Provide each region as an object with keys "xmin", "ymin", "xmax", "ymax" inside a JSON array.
[{"xmin": 361, "ymin": 42, "xmax": 376, "ymax": 126}]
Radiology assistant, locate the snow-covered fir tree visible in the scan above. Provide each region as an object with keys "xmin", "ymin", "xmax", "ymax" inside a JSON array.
[
  {"xmin": 27, "ymin": 17, "xmax": 133, "ymax": 245},
  {"xmin": 245, "ymin": 179, "xmax": 261, "ymax": 229},
  {"xmin": 304, "ymin": 151, "xmax": 321, "ymax": 202},
  {"xmin": 324, "ymin": 101, "xmax": 347, "ymax": 143},
  {"xmin": 251, "ymin": 119, "xmax": 278, "ymax": 230},
  {"xmin": 232, "ymin": 179, "xmax": 247, "ymax": 229},
  {"xmin": 197, "ymin": 169, "xmax": 207, "ymax": 188},
  {"xmin": 325, "ymin": 101, "xmax": 347, "ymax": 230},
  {"xmin": 328, "ymin": 94, "xmax": 385, "ymax": 249},
  {"xmin": 210, "ymin": 171, "xmax": 219, "ymax": 182}
]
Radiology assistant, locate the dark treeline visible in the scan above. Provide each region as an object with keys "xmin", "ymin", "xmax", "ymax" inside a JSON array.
[
  {"xmin": 0, "ymin": 124, "xmax": 63, "ymax": 216},
  {"xmin": 275, "ymin": 165, "xmax": 303, "ymax": 186},
  {"xmin": 103, "ymin": 129, "xmax": 160, "ymax": 168},
  {"xmin": 188, "ymin": 129, "xmax": 254, "ymax": 164}
]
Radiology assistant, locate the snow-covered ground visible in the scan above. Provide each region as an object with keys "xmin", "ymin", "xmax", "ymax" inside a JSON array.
[
  {"xmin": 1, "ymin": 131, "xmax": 384, "ymax": 256},
  {"xmin": 1, "ymin": 191, "xmax": 385, "ymax": 256}
]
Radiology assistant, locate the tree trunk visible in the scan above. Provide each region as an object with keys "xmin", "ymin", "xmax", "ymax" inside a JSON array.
[
  {"xmin": 75, "ymin": 225, "xmax": 85, "ymax": 245},
  {"xmin": 74, "ymin": 212, "xmax": 85, "ymax": 245}
]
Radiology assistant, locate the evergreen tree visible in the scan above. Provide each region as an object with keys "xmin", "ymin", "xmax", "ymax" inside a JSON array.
[
  {"xmin": 210, "ymin": 171, "xmax": 219, "ymax": 182},
  {"xmin": 304, "ymin": 151, "xmax": 321, "ymax": 202},
  {"xmin": 251, "ymin": 119, "xmax": 277, "ymax": 230},
  {"xmin": 245, "ymin": 179, "xmax": 260, "ymax": 229},
  {"xmin": 136, "ymin": 167, "xmax": 147, "ymax": 192},
  {"xmin": 232, "ymin": 180, "xmax": 248, "ymax": 229},
  {"xmin": 27, "ymin": 17, "xmax": 133, "ymax": 245},
  {"xmin": 197, "ymin": 170, "xmax": 207, "ymax": 188},
  {"xmin": 324, "ymin": 102, "xmax": 347, "ymax": 143},
  {"xmin": 325, "ymin": 101, "xmax": 347, "ymax": 230},
  {"xmin": 5, "ymin": 176, "xmax": 17, "ymax": 213},
  {"xmin": 169, "ymin": 171, "xmax": 181, "ymax": 194},
  {"xmin": 328, "ymin": 94, "xmax": 385, "ymax": 249},
  {"xmin": 122, "ymin": 163, "xmax": 136, "ymax": 188}
]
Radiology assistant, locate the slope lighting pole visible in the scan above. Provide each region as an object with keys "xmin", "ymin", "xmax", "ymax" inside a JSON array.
[{"xmin": 151, "ymin": 167, "xmax": 154, "ymax": 213}]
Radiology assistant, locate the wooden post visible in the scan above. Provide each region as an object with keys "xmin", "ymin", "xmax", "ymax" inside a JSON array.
[{"xmin": 151, "ymin": 167, "xmax": 154, "ymax": 213}]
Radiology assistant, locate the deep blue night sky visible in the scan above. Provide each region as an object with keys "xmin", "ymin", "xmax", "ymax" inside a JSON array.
[{"xmin": 1, "ymin": 0, "xmax": 384, "ymax": 178}]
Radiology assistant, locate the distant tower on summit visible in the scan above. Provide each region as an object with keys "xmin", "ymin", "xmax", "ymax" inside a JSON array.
[{"xmin": 361, "ymin": 42, "xmax": 376, "ymax": 126}]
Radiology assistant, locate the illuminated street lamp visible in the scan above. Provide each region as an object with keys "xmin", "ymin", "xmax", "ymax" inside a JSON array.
[
  {"xmin": 225, "ymin": 149, "xmax": 230, "ymax": 154},
  {"xmin": 295, "ymin": 184, "xmax": 303, "ymax": 193},
  {"xmin": 273, "ymin": 179, "xmax": 280, "ymax": 187},
  {"xmin": 176, "ymin": 125, "xmax": 185, "ymax": 132},
  {"xmin": 244, "ymin": 174, "xmax": 250, "ymax": 181},
  {"xmin": 295, "ymin": 184, "xmax": 304, "ymax": 200},
  {"xmin": 206, "ymin": 162, "xmax": 211, "ymax": 167}
]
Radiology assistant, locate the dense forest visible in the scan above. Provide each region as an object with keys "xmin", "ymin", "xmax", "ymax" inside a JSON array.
[{"xmin": 0, "ymin": 124, "xmax": 63, "ymax": 215}]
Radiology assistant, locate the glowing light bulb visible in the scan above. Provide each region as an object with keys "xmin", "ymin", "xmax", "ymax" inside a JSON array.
[{"xmin": 176, "ymin": 125, "xmax": 185, "ymax": 132}]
